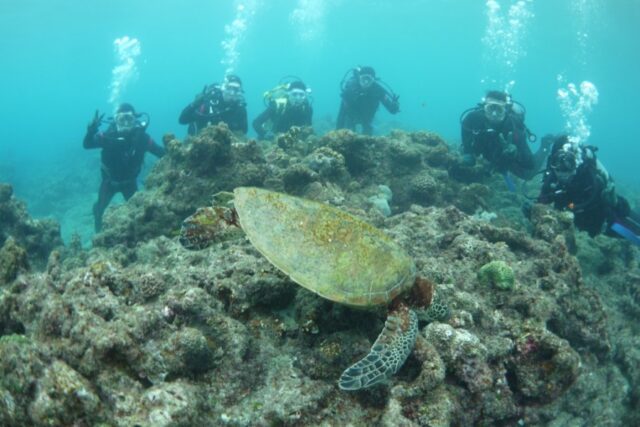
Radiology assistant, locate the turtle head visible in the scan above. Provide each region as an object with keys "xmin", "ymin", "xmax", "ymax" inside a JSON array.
[
  {"xmin": 392, "ymin": 276, "xmax": 450, "ymax": 323},
  {"xmin": 390, "ymin": 276, "xmax": 435, "ymax": 310}
]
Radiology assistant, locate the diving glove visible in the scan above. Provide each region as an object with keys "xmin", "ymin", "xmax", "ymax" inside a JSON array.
[
  {"xmin": 503, "ymin": 144, "xmax": 518, "ymax": 158},
  {"xmin": 389, "ymin": 95, "xmax": 400, "ymax": 113},
  {"xmin": 498, "ymin": 132, "xmax": 514, "ymax": 149},
  {"xmin": 499, "ymin": 132, "xmax": 517, "ymax": 159},
  {"xmin": 87, "ymin": 110, "xmax": 104, "ymax": 134},
  {"xmin": 193, "ymin": 86, "xmax": 208, "ymax": 104}
]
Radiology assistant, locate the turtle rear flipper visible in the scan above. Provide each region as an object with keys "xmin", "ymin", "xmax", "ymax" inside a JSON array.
[{"xmin": 339, "ymin": 308, "xmax": 418, "ymax": 390}]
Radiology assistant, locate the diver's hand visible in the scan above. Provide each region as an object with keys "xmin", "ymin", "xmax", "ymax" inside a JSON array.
[
  {"xmin": 498, "ymin": 132, "xmax": 513, "ymax": 148},
  {"xmin": 193, "ymin": 87, "xmax": 208, "ymax": 104},
  {"xmin": 541, "ymin": 134, "xmax": 555, "ymax": 152},
  {"xmin": 389, "ymin": 94, "xmax": 400, "ymax": 113},
  {"xmin": 499, "ymin": 132, "xmax": 517, "ymax": 159},
  {"xmin": 503, "ymin": 144, "xmax": 517, "ymax": 158},
  {"xmin": 87, "ymin": 110, "xmax": 104, "ymax": 134},
  {"xmin": 190, "ymin": 85, "xmax": 212, "ymax": 107}
]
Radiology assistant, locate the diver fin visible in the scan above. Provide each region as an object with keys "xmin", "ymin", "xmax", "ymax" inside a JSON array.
[
  {"xmin": 624, "ymin": 211, "xmax": 640, "ymax": 235},
  {"xmin": 339, "ymin": 307, "xmax": 418, "ymax": 391},
  {"xmin": 503, "ymin": 172, "xmax": 516, "ymax": 193},
  {"xmin": 611, "ymin": 222, "xmax": 640, "ymax": 246}
]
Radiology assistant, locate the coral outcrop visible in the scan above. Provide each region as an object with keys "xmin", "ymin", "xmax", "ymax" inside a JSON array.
[
  {"xmin": 0, "ymin": 183, "xmax": 62, "ymax": 271},
  {"xmin": 477, "ymin": 260, "xmax": 515, "ymax": 290},
  {"xmin": 1, "ymin": 127, "xmax": 638, "ymax": 425}
]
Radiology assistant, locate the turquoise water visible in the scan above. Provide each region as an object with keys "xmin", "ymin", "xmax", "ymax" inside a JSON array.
[{"xmin": 0, "ymin": 0, "xmax": 638, "ymax": 242}]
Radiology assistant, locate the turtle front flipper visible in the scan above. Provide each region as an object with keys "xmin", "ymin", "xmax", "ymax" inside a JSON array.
[
  {"xmin": 339, "ymin": 306, "xmax": 418, "ymax": 390},
  {"xmin": 179, "ymin": 206, "xmax": 241, "ymax": 250}
]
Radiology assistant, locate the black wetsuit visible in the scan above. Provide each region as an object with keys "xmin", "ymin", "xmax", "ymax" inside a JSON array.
[
  {"xmin": 253, "ymin": 100, "xmax": 313, "ymax": 138},
  {"xmin": 538, "ymin": 142, "xmax": 631, "ymax": 237},
  {"xmin": 461, "ymin": 108, "xmax": 541, "ymax": 180},
  {"xmin": 179, "ymin": 85, "xmax": 248, "ymax": 136},
  {"xmin": 336, "ymin": 78, "xmax": 399, "ymax": 135},
  {"xmin": 84, "ymin": 125, "xmax": 165, "ymax": 231}
]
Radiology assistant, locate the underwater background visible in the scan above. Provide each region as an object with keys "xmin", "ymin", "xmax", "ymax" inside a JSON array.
[
  {"xmin": 0, "ymin": 0, "xmax": 638, "ymax": 244},
  {"xmin": 2, "ymin": 2, "xmax": 640, "ymax": 426}
]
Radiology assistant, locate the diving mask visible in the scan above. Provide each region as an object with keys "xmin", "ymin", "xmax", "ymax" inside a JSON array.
[
  {"xmin": 288, "ymin": 88, "xmax": 307, "ymax": 106},
  {"xmin": 222, "ymin": 82, "xmax": 244, "ymax": 103},
  {"xmin": 551, "ymin": 146, "xmax": 578, "ymax": 183},
  {"xmin": 115, "ymin": 112, "xmax": 136, "ymax": 132},
  {"xmin": 358, "ymin": 74, "xmax": 375, "ymax": 88},
  {"xmin": 484, "ymin": 101, "xmax": 507, "ymax": 123}
]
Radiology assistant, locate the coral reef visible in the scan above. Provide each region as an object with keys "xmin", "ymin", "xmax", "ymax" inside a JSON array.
[
  {"xmin": 93, "ymin": 126, "xmax": 269, "ymax": 248},
  {"xmin": 0, "ymin": 237, "xmax": 29, "ymax": 285},
  {"xmin": 0, "ymin": 183, "xmax": 62, "ymax": 270},
  {"xmin": 1, "ymin": 128, "xmax": 639, "ymax": 425},
  {"xmin": 93, "ymin": 125, "xmax": 500, "ymax": 248}
]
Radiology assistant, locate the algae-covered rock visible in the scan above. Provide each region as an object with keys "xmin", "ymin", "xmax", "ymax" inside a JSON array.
[
  {"xmin": 30, "ymin": 360, "xmax": 101, "ymax": 426},
  {"xmin": 529, "ymin": 202, "xmax": 577, "ymax": 251},
  {"xmin": 0, "ymin": 183, "xmax": 62, "ymax": 269},
  {"xmin": 0, "ymin": 237, "xmax": 29, "ymax": 285},
  {"xmin": 281, "ymin": 162, "xmax": 318, "ymax": 193},
  {"xmin": 305, "ymin": 146, "xmax": 348, "ymax": 181},
  {"xmin": 1, "ymin": 123, "xmax": 638, "ymax": 425},
  {"xmin": 171, "ymin": 327, "xmax": 217, "ymax": 375},
  {"xmin": 0, "ymin": 335, "xmax": 45, "ymax": 426},
  {"xmin": 510, "ymin": 328, "xmax": 581, "ymax": 403},
  {"xmin": 93, "ymin": 124, "xmax": 269, "ymax": 248},
  {"xmin": 185, "ymin": 123, "xmax": 234, "ymax": 176},
  {"xmin": 127, "ymin": 381, "xmax": 204, "ymax": 427},
  {"xmin": 477, "ymin": 260, "xmax": 515, "ymax": 290},
  {"xmin": 0, "ymin": 183, "xmax": 12, "ymax": 203},
  {"xmin": 406, "ymin": 385, "xmax": 455, "ymax": 427}
]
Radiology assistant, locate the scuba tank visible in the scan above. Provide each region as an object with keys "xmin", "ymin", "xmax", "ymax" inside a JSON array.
[
  {"xmin": 263, "ymin": 84, "xmax": 290, "ymax": 109},
  {"xmin": 263, "ymin": 76, "xmax": 313, "ymax": 109}
]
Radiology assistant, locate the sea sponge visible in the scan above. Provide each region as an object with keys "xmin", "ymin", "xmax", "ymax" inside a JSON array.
[
  {"xmin": 477, "ymin": 260, "xmax": 515, "ymax": 290},
  {"xmin": 368, "ymin": 185, "xmax": 394, "ymax": 217},
  {"xmin": 305, "ymin": 147, "xmax": 347, "ymax": 180},
  {"xmin": 410, "ymin": 172, "xmax": 439, "ymax": 204}
]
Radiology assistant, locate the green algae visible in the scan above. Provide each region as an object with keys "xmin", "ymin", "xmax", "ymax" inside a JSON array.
[{"xmin": 477, "ymin": 260, "xmax": 515, "ymax": 290}]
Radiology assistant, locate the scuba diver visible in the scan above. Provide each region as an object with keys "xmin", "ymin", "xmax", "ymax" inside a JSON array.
[
  {"xmin": 253, "ymin": 79, "xmax": 313, "ymax": 139},
  {"xmin": 460, "ymin": 90, "xmax": 550, "ymax": 182},
  {"xmin": 179, "ymin": 74, "xmax": 248, "ymax": 136},
  {"xmin": 83, "ymin": 103, "xmax": 165, "ymax": 232},
  {"xmin": 535, "ymin": 134, "xmax": 640, "ymax": 243},
  {"xmin": 336, "ymin": 66, "xmax": 399, "ymax": 135}
]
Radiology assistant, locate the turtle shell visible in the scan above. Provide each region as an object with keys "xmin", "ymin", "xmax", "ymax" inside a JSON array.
[{"xmin": 233, "ymin": 187, "xmax": 416, "ymax": 307}]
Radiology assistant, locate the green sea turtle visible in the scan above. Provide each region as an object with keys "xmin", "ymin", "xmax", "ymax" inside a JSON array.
[{"xmin": 181, "ymin": 187, "xmax": 448, "ymax": 390}]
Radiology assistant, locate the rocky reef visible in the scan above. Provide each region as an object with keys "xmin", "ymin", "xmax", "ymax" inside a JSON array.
[
  {"xmin": 93, "ymin": 125, "xmax": 500, "ymax": 249},
  {"xmin": 1, "ymin": 125, "xmax": 639, "ymax": 426},
  {"xmin": 0, "ymin": 182, "xmax": 63, "ymax": 275}
]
